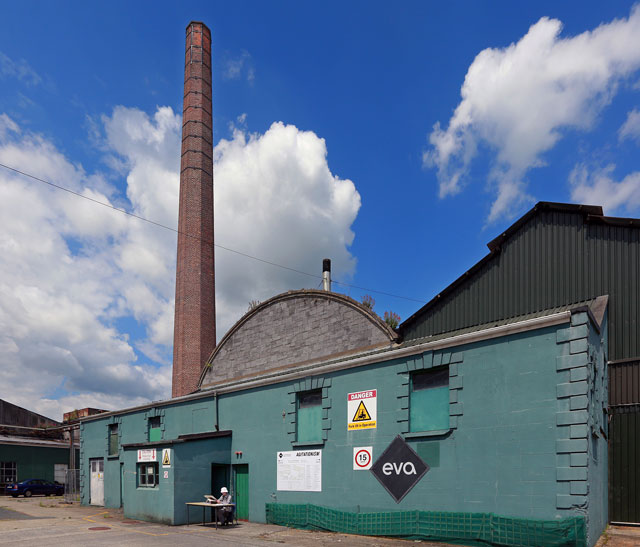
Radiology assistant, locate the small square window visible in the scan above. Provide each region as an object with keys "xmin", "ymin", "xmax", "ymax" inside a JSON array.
[
  {"xmin": 138, "ymin": 463, "xmax": 158, "ymax": 487},
  {"xmin": 297, "ymin": 389, "xmax": 322, "ymax": 443},
  {"xmin": 410, "ymin": 367, "xmax": 450, "ymax": 432},
  {"xmin": 108, "ymin": 424, "xmax": 119, "ymax": 456}
]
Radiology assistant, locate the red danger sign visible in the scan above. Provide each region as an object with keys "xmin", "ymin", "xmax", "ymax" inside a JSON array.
[
  {"xmin": 353, "ymin": 446, "xmax": 373, "ymax": 470},
  {"xmin": 348, "ymin": 390, "xmax": 376, "ymax": 401}
]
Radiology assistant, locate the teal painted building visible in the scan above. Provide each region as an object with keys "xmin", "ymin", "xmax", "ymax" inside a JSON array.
[
  {"xmin": 0, "ymin": 438, "xmax": 75, "ymax": 486},
  {"xmin": 79, "ymin": 203, "xmax": 628, "ymax": 546},
  {"xmin": 0, "ymin": 399, "xmax": 78, "ymax": 489}
]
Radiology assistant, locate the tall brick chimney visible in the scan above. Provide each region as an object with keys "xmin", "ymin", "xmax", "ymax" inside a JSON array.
[{"xmin": 172, "ymin": 22, "xmax": 216, "ymax": 398}]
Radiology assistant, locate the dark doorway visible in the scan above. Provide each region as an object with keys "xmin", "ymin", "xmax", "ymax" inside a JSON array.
[
  {"xmin": 234, "ymin": 464, "xmax": 249, "ymax": 520},
  {"xmin": 211, "ymin": 464, "xmax": 230, "ymax": 498},
  {"xmin": 119, "ymin": 462, "xmax": 124, "ymax": 508},
  {"xmin": 609, "ymin": 360, "xmax": 640, "ymax": 523}
]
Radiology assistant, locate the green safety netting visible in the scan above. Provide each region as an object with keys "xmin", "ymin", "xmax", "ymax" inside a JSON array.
[{"xmin": 265, "ymin": 503, "xmax": 586, "ymax": 547}]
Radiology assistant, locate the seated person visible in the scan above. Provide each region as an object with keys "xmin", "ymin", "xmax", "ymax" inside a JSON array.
[{"xmin": 215, "ymin": 487, "xmax": 233, "ymax": 525}]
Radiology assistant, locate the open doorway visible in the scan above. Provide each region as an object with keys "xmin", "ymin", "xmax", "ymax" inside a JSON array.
[{"xmin": 211, "ymin": 463, "xmax": 229, "ymax": 498}]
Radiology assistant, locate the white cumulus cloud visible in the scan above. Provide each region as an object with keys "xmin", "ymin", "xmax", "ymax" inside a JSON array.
[
  {"xmin": 425, "ymin": 5, "xmax": 640, "ymax": 222},
  {"xmin": 213, "ymin": 121, "xmax": 361, "ymax": 331},
  {"xmin": 569, "ymin": 164, "xmax": 640, "ymax": 214},
  {"xmin": 619, "ymin": 108, "xmax": 640, "ymax": 143},
  {"xmin": 0, "ymin": 108, "xmax": 360, "ymax": 419}
]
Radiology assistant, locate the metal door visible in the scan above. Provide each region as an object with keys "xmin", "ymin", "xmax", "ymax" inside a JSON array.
[
  {"xmin": 609, "ymin": 360, "xmax": 640, "ymax": 523},
  {"xmin": 234, "ymin": 464, "xmax": 249, "ymax": 520},
  {"xmin": 90, "ymin": 459, "xmax": 104, "ymax": 506}
]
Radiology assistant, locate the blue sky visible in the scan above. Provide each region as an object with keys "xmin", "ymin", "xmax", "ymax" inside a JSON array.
[{"xmin": 1, "ymin": 1, "xmax": 639, "ymax": 418}]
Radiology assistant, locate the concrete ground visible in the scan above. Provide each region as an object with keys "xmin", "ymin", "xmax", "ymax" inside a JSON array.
[
  {"xmin": 0, "ymin": 496, "xmax": 448, "ymax": 546},
  {"xmin": 595, "ymin": 525, "xmax": 640, "ymax": 547},
  {"xmin": 0, "ymin": 496, "xmax": 633, "ymax": 546}
]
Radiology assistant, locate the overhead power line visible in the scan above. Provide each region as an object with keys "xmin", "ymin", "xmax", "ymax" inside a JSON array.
[{"xmin": 0, "ymin": 162, "xmax": 427, "ymax": 304}]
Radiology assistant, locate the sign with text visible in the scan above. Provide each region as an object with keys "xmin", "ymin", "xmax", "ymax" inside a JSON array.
[
  {"xmin": 137, "ymin": 449, "xmax": 157, "ymax": 463},
  {"xmin": 276, "ymin": 450, "xmax": 322, "ymax": 492},
  {"xmin": 370, "ymin": 435, "xmax": 429, "ymax": 503},
  {"xmin": 347, "ymin": 389, "xmax": 377, "ymax": 430},
  {"xmin": 353, "ymin": 446, "xmax": 373, "ymax": 470}
]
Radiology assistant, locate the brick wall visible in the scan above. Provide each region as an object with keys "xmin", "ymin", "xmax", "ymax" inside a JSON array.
[{"xmin": 172, "ymin": 21, "xmax": 216, "ymax": 398}]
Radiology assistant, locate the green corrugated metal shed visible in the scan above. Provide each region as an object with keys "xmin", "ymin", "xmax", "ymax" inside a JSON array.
[{"xmin": 400, "ymin": 201, "xmax": 640, "ymax": 362}]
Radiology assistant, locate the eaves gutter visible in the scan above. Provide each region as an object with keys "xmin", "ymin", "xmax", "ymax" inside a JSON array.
[
  {"xmin": 80, "ymin": 310, "xmax": 570, "ymax": 422},
  {"xmin": 204, "ymin": 310, "xmax": 571, "ymax": 395}
]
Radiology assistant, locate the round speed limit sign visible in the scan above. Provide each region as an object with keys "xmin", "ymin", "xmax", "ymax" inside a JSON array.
[{"xmin": 353, "ymin": 446, "xmax": 373, "ymax": 470}]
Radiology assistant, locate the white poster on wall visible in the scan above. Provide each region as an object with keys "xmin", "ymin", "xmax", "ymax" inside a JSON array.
[
  {"xmin": 276, "ymin": 450, "xmax": 322, "ymax": 492},
  {"xmin": 137, "ymin": 449, "xmax": 157, "ymax": 462}
]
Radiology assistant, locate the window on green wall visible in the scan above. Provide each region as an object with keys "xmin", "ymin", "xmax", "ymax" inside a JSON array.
[
  {"xmin": 148, "ymin": 416, "xmax": 162, "ymax": 442},
  {"xmin": 410, "ymin": 367, "xmax": 449, "ymax": 432},
  {"xmin": 137, "ymin": 462, "xmax": 158, "ymax": 487},
  {"xmin": 297, "ymin": 389, "xmax": 322, "ymax": 443},
  {"xmin": 108, "ymin": 424, "xmax": 118, "ymax": 456},
  {"xmin": 0, "ymin": 462, "xmax": 16, "ymax": 485}
]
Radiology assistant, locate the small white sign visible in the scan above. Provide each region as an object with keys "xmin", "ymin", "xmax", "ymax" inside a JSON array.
[
  {"xmin": 277, "ymin": 450, "xmax": 322, "ymax": 492},
  {"xmin": 347, "ymin": 389, "xmax": 377, "ymax": 430},
  {"xmin": 162, "ymin": 448, "xmax": 171, "ymax": 468},
  {"xmin": 137, "ymin": 449, "xmax": 157, "ymax": 462},
  {"xmin": 353, "ymin": 446, "xmax": 373, "ymax": 470},
  {"xmin": 163, "ymin": 471, "xmax": 169, "ymax": 479}
]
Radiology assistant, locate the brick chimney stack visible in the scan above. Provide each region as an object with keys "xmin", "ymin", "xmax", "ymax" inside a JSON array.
[{"xmin": 172, "ymin": 22, "xmax": 216, "ymax": 398}]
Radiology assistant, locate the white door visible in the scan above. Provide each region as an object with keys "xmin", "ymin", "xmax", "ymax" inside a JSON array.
[
  {"xmin": 90, "ymin": 459, "xmax": 104, "ymax": 506},
  {"xmin": 54, "ymin": 464, "xmax": 68, "ymax": 484}
]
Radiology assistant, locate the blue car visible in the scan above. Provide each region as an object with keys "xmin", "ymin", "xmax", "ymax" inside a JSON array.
[{"xmin": 6, "ymin": 479, "xmax": 64, "ymax": 497}]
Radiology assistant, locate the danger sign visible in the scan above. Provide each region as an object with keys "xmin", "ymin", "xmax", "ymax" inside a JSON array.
[
  {"xmin": 347, "ymin": 389, "xmax": 377, "ymax": 430},
  {"xmin": 353, "ymin": 446, "xmax": 373, "ymax": 470},
  {"xmin": 162, "ymin": 448, "xmax": 171, "ymax": 468}
]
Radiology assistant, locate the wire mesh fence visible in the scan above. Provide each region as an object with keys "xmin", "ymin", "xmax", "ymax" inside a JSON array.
[
  {"xmin": 64, "ymin": 469, "xmax": 80, "ymax": 503},
  {"xmin": 265, "ymin": 503, "xmax": 587, "ymax": 547}
]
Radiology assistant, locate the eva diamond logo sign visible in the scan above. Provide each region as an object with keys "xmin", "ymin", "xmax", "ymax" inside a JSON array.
[{"xmin": 370, "ymin": 435, "xmax": 429, "ymax": 503}]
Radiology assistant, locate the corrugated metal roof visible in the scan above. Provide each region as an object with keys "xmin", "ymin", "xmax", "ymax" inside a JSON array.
[
  {"xmin": 400, "ymin": 201, "xmax": 640, "ymax": 362},
  {"xmin": 0, "ymin": 435, "xmax": 75, "ymax": 449}
]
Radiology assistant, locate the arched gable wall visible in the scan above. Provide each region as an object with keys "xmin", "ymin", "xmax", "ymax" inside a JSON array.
[{"xmin": 199, "ymin": 290, "xmax": 397, "ymax": 388}]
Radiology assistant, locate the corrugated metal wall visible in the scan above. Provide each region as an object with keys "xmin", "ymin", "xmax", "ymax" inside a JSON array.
[
  {"xmin": 402, "ymin": 210, "xmax": 640, "ymax": 362},
  {"xmin": 609, "ymin": 361, "xmax": 640, "ymax": 523}
]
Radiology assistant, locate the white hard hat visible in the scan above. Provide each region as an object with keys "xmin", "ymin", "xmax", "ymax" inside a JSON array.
[{"xmin": 221, "ymin": 487, "xmax": 228, "ymax": 493}]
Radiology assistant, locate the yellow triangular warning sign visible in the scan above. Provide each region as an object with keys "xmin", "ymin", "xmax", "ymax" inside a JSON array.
[
  {"xmin": 352, "ymin": 401, "xmax": 372, "ymax": 422},
  {"xmin": 162, "ymin": 450, "xmax": 171, "ymax": 466}
]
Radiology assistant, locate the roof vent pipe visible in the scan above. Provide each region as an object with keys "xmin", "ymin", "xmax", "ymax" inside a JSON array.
[{"xmin": 322, "ymin": 259, "xmax": 331, "ymax": 292}]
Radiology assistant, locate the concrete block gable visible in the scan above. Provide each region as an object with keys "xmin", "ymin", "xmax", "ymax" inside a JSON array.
[{"xmin": 200, "ymin": 290, "xmax": 398, "ymax": 387}]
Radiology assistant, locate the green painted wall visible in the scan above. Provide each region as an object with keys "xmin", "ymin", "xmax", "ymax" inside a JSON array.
[
  {"xmin": 173, "ymin": 437, "xmax": 231, "ymax": 524},
  {"xmin": 218, "ymin": 326, "xmax": 565, "ymax": 521},
  {"xmin": 585, "ymin": 312, "xmax": 608, "ymax": 545},
  {"xmin": 80, "ymin": 317, "xmax": 606, "ymax": 545},
  {"xmin": 80, "ymin": 397, "xmax": 223, "ymax": 522},
  {"xmin": 0, "ymin": 444, "xmax": 75, "ymax": 483}
]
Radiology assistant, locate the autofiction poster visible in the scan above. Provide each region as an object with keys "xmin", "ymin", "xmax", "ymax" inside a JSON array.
[{"xmin": 276, "ymin": 450, "xmax": 322, "ymax": 492}]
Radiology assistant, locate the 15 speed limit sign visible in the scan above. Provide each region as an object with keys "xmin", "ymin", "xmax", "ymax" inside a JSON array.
[{"xmin": 353, "ymin": 446, "xmax": 373, "ymax": 470}]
